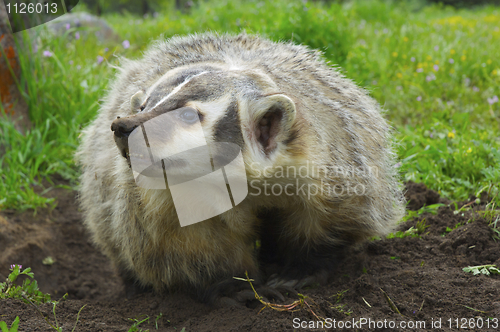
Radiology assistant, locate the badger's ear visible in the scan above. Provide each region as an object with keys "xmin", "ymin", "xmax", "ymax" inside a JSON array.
[
  {"xmin": 252, "ymin": 94, "xmax": 296, "ymax": 155},
  {"xmin": 130, "ymin": 90, "xmax": 146, "ymax": 112}
]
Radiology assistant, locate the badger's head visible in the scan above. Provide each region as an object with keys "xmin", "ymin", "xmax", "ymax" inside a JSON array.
[{"xmin": 111, "ymin": 64, "xmax": 299, "ymax": 192}]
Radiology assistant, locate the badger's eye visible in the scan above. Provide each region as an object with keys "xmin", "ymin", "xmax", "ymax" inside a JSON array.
[{"xmin": 179, "ymin": 108, "xmax": 199, "ymax": 124}]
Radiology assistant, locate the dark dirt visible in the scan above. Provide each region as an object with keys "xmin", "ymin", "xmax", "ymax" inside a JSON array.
[
  {"xmin": 404, "ymin": 181, "xmax": 442, "ymax": 211},
  {"xmin": 1, "ymin": 180, "xmax": 499, "ymax": 331}
]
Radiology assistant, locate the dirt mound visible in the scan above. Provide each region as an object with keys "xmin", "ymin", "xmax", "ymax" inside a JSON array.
[
  {"xmin": 1, "ymin": 181, "xmax": 499, "ymax": 331},
  {"xmin": 404, "ymin": 181, "xmax": 442, "ymax": 210}
]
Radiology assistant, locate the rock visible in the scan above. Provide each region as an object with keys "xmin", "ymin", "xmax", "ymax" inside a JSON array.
[
  {"xmin": 42, "ymin": 12, "xmax": 120, "ymax": 44},
  {"xmin": 0, "ymin": 0, "xmax": 31, "ymax": 133}
]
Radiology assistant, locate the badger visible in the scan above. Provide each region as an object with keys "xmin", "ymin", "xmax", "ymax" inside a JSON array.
[{"xmin": 76, "ymin": 32, "xmax": 405, "ymax": 303}]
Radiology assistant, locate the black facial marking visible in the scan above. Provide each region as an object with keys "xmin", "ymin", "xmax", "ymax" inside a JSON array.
[
  {"xmin": 145, "ymin": 68, "xmax": 227, "ymax": 113},
  {"xmin": 171, "ymin": 68, "xmax": 208, "ymax": 86},
  {"xmin": 173, "ymin": 75, "xmax": 225, "ymax": 105},
  {"xmin": 213, "ymin": 101, "xmax": 244, "ymax": 148}
]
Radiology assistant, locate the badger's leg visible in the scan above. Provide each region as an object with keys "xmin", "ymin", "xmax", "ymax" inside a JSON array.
[
  {"xmin": 194, "ymin": 211, "xmax": 288, "ymax": 306},
  {"xmin": 181, "ymin": 248, "xmax": 287, "ymax": 306},
  {"xmin": 263, "ymin": 240, "xmax": 344, "ymax": 291},
  {"xmin": 118, "ymin": 265, "xmax": 153, "ymax": 298},
  {"xmin": 257, "ymin": 208, "xmax": 352, "ymax": 292}
]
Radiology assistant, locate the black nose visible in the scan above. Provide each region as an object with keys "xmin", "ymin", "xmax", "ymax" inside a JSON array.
[
  {"xmin": 111, "ymin": 117, "xmax": 141, "ymax": 161},
  {"xmin": 111, "ymin": 117, "xmax": 139, "ymax": 138}
]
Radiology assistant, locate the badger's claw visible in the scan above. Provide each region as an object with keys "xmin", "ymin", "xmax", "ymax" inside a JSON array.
[
  {"xmin": 295, "ymin": 275, "xmax": 321, "ymax": 289},
  {"xmin": 234, "ymin": 286, "xmax": 285, "ymax": 303},
  {"xmin": 266, "ymin": 270, "xmax": 328, "ymax": 292},
  {"xmin": 267, "ymin": 277, "xmax": 297, "ymax": 288},
  {"xmin": 272, "ymin": 284, "xmax": 299, "ymax": 298},
  {"xmin": 216, "ymin": 285, "xmax": 286, "ymax": 307}
]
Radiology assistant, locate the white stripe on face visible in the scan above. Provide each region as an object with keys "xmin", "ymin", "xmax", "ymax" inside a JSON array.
[{"xmin": 149, "ymin": 71, "xmax": 209, "ymax": 112}]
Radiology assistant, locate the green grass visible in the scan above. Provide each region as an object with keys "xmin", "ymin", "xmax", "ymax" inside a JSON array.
[
  {"xmin": 0, "ymin": 265, "xmax": 85, "ymax": 331},
  {"xmin": 0, "ymin": 27, "xmax": 108, "ymax": 210},
  {"xmin": 0, "ymin": 0, "xmax": 499, "ymax": 211}
]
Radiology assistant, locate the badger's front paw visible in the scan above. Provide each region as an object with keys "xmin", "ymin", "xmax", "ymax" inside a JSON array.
[
  {"xmin": 204, "ymin": 274, "xmax": 288, "ymax": 307},
  {"xmin": 216, "ymin": 285, "xmax": 286, "ymax": 307},
  {"xmin": 265, "ymin": 269, "xmax": 329, "ymax": 293},
  {"xmin": 218, "ymin": 270, "xmax": 329, "ymax": 307},
  {"xmin": 119, "ymin": 267, "xmax": 153, "ymax": 299}
]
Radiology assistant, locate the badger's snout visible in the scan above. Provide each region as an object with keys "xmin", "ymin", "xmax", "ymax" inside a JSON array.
[
  {"xmin": 111, "ymin": 106, "xmax": 200, "ymax": 162},
  {"xmin": 111, "ymin": 116, "xmax": 141, "ymax": 160},
  {"xmin": 111, "ymin": 117, "xmax": 139, "ymax": 138},
  {"xmin": 110, "ymin": 107, "xmax": 165, "ymax": 160}
]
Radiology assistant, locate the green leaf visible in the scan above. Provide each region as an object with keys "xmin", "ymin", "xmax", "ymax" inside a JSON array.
[
  {"xmin": 20, "ymin": 267, "xmax": 32, "ymax": 276},
  {"xmin": 10, "ymin": 317, "xmax": 19, "ymax": 332},
  {"xmin": 480, "ymin": 267, "xmax": 490, "ymax": 275},
  {"xmin": 463, "ymin": 264, "xmax": 500, "ymax": 277},
  {"xmin": 0, "ymin": 321, "xmax": 8, "ymax": 332}
]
